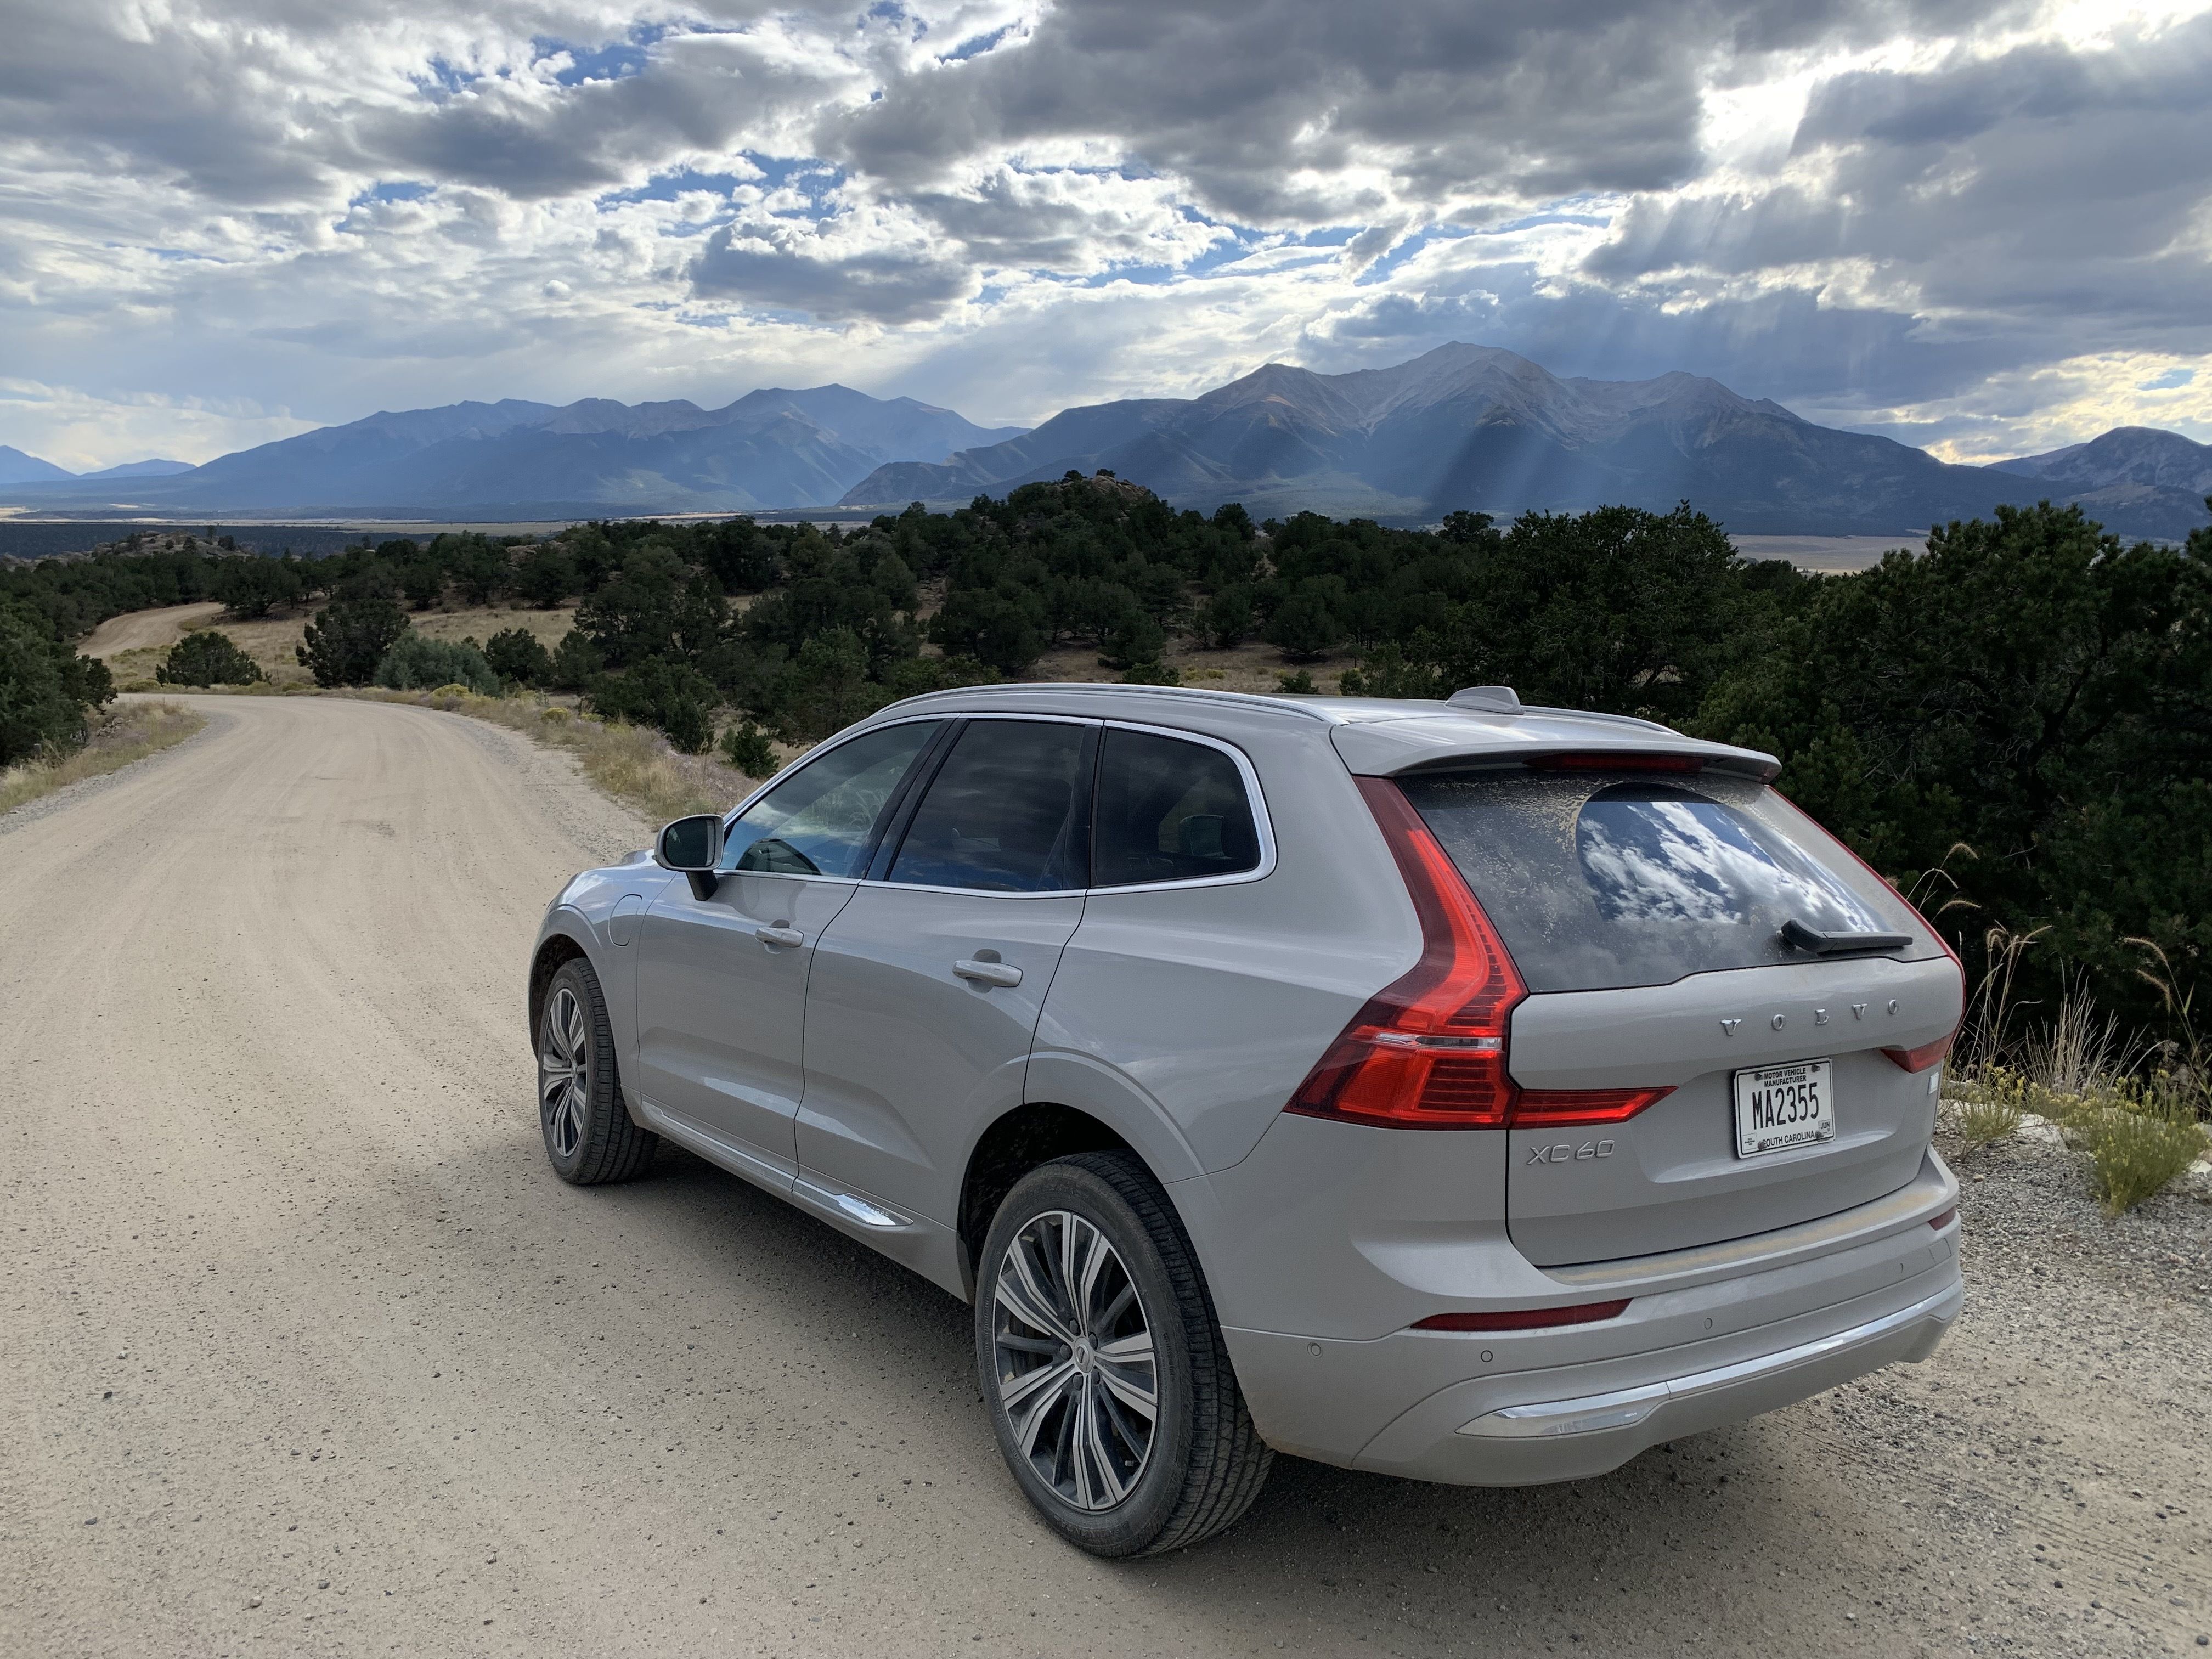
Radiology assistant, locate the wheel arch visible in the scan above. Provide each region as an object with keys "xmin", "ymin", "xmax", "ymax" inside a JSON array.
[
  {"xmin": 957, "ymin": 1093, "xmax": 1207, "ymax": 1300},
  {"xmin": 527, "ymin": 926, "xmax": 592, "ymax": 1042}
]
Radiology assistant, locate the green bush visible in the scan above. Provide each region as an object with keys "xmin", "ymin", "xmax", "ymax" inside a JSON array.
[
  {"xmin": 586, "ymin": 657, "xmax": 718, "ymax": 752},
  {"xmin": 1420, "ymin": 503, "xmax": 1743, "ymax": 721},
  {"xmin": 0, "ymin": 604, "xmax": 103, "ymax": 765},
  {"xmin": 2074, "ymin": 1102, "xmax": 2207, "ymax": 1215},
  {"xmin": 210, "ymin": 556, "xmax": 303, "ymax": 620},
  {"xmin": 1338, "ymin": 644, "xmax": 1444, "ymax": 699},
  {"xmin": 1949, "ymin": 1068, "xmax": 2028, "ymax": 1153},
  {"xmin": 1262, "ymin": 587, "xmax": 1343, "ymax": 661},
  {"xmin": 515, "ymin": 542, "xmax": 578, "ymax": 607},
  {"xmin": 719, "ymin": 721, "xmax": 777, "ymax": 778},
  {"xmin": 778, "ymin": 628, "xmax": 877, "ymax": 743},
  {"xmin": 373, "ymin": 633, "xmax": 499, "ymax": 695},
  {"xmin": 1201, "ymin": 585, "xmax": 1253, "ymax": 649},
  {"xmin": 157, "ymin": 630, "xmax": 263, "ymax": 686},
  {"xmin": 876, "ymin": 653, "xmax": 998, "ymax": 703},
  {"xmin": 547, "ymin": 628, "xmax": 604, "ymax": 692},
  {"xmin": 483, "ymin": 627, "xmax": 554, "ymax": 686},
  {"xmin": 299, "ymin": 590, "xmax": 409, "ymax": 687},
  {"xmin": 2049, "ymin": 1078, "xmax": 2210, "ymax": 1215}
]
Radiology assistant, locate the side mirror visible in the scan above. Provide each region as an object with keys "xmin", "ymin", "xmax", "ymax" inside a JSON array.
[{"xmin": 655, "ymin": 814, "xmax": 725, "ymax": 900}]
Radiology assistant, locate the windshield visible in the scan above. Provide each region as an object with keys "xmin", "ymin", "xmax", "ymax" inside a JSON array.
[{"xmin": 1397, "ymin": 769, "xmax": 1936, "ymax": 992}]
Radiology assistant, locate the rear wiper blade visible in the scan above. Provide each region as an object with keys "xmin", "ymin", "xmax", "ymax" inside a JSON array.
[{"xmin": 1780, "ymin": 918, "xmax": 1912, "ymax": 956}]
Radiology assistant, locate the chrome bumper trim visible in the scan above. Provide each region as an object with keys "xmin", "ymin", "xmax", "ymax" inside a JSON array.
[
  {"xmin": 1543, "ymin": 1158, "xmax": 1951, "ymax": 1288},
  {"xmin": 1456, "ymin": 1284, "xmax": 1957, "ymax": 1440}
]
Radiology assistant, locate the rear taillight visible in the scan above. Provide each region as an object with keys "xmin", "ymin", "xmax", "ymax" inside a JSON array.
[
  {"xmin": 1412, "ymin": 1299, "xmax": 1631, "ymax": 1332},
  {"xmin": 1927, "ymin": 1205, "xmax": 1959, "ymax": 1232},
  {"xmin": 1510, "ymin": 1086, "xmax": 1675, "ymax": 1127},
  {"xmin": 1285, "ymin": 777, "xmax": 1672, "ymax": 1131},
  {"xmin": 1882, "ymin": 1031, "xmax": 1955, "ymax": 1072}
]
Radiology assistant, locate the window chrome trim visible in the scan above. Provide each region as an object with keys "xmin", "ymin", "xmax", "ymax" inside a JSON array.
[
  {"xmin": 874, "ymin": 711, "xmax": 1099, "ymax": 898},
  {"xmin": 711, "ymin": 708, "xmax": 1278, "ymax": 900},
  {"xmin": 1077, "ymin": 716, "xmax": 1278, "ymax": 897},
  {"xmin": 717, "ymin": 713, "xmax": 951, "ymax": 833}
]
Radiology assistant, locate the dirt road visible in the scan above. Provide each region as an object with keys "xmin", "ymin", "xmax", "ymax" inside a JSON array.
[
  {"xmin": 3, "ymin": 695, "xmax": 2207, "ymax": 1658},
  {"xmin": 77, "ymin": 602, "xmax": 228, "ymax": 659}
]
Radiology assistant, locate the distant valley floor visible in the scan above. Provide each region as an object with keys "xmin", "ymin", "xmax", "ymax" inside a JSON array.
[{"xmin": 10, "ymin": 517, "xmax": 1918, "ymax": 573}]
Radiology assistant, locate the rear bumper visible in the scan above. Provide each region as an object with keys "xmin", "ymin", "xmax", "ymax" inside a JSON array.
[
  {"xmin": 1218, "ymin": 1208, "xmax": 1962, "ymax": 1486},
  {"xmin": 1353, "ymin": 1270, "xmax": 1959, "ymax": 1485}
]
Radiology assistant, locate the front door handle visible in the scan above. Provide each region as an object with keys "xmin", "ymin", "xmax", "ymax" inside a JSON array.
[
  {"xmin": 754, "ymin": 924, "xmax": 805, "ymax": 948},
  {"xmin": 953, "ymin": 958, "xmax": 1023, "ymax": 989}
]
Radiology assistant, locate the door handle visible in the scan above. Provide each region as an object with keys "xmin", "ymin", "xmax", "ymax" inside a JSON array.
[
  {"xmin": 754, "ymin": 924, "xmax": 805, "ymax": 948},
  {"xmin": 953, "ymin": 958, "xmax": 1023, "ymax": 989}
]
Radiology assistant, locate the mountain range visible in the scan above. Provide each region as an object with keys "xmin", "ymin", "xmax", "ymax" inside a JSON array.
[
  {"xmin": 836, "ymin": 345, "xmax": 2212, "ymax": 540},
  {"xmin": 0, "ymin": 445, "xmax": 194, "ymax": 485},
  {"xmin": 2, "ymin": 347, "xmax": 2206, "ymax": 538},
  {"xmin": 1981, "ymin": 426, "xmax": 2212, "ymax": 539},
  {"xmin": 0, "ymin": 387, "xmax": 1020, "ymax": 520}
]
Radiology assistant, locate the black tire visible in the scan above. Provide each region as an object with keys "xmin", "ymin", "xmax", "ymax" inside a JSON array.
[
  {"xmin": 974, "ymin": 1151, "xmax": 1272, "ymax": 1555},
  {"xmin": 536, "ymin": 957, "xmax": 656, "ymax": 1185}
]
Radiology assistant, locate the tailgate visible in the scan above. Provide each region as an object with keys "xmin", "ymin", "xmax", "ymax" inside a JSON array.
[{"xmin": 1506, "ymin": 956, "xmax": 1959, "ymax": 1265}]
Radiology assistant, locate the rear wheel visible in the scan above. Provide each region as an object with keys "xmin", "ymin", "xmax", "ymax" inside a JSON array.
[
  {"xmin": 974, "ymin": 1152, "xmax": 1272, "ymax": 1555},
  {"xmin": 537, "ymin": 957, "xmax": 656, "ymax": 1184}
]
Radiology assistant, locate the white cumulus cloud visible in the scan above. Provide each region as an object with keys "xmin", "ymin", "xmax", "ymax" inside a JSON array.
[{"xmin": 0, "ymin": 0, "xmax": 2205, "ymax": 466}]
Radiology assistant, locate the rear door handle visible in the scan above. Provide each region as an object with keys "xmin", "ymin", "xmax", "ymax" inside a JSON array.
[
  {"xmin": 754, "ymin": 924, "xmax": 806, "ymax": 948},
  {"xmin": 953, "ymin": 958, "xmax": 1023, "ymax": 988}
]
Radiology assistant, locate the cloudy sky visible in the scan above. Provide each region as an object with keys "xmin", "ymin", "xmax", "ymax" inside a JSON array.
[{"xmin": 2, "ymin": 0, "xmax": 2208, "ymax": 472}]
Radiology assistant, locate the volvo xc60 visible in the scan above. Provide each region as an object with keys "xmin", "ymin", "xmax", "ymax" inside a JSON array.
[{"xmin": 528, "ymin": 683, "xmax": 1963, "ymax": 1555}]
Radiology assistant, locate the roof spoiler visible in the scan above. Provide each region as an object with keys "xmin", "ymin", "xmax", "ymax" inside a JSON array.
[{"xmin": 1447, "ymin": 685, "xmax": 1523, "ymax": 716}]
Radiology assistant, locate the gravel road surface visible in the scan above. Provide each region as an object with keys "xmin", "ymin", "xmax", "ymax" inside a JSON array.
[
  {"xmin": 77, "ymin": 602, "xmax": 228, "ymax": 659},
  {"xmin": 3, "ymin": 693, "xmax": 2207, "ymax": 1658}
]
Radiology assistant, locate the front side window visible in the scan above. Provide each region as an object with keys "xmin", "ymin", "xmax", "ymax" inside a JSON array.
[
  {"xmin": 720, "ymin": 721, "xmax": 940, "ymax": 879},
  {"xmin": 1399, "ymin": 768, "xmax": 1935, "ymax": 992},
  {"xmin": 1091, "ymin": 727, "xmax": 1261, "ymax": 888},
  {"xmin": 887, "ymin": 720, "xmax": 1093, "ymax": 893}
]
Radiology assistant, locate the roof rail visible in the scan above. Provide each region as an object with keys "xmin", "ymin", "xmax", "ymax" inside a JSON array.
[{"xmin": 877, "ymin": 680, "xmax": 1341, "ymax": 723}]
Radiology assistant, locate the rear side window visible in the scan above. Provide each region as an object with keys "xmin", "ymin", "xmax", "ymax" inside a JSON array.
[
  {"xmin": 1091, "ymin": 727, "xmax": 1261, "ymax": 888},
  {"xmin": 1397, "ymin": 769, "xmax": 1935, "ymax": 992},
  {"xmin": 721, "ymin": 720, "xmax": 939, "ymax": 878},
  {"xmin": 888, "ymin": 720, "xmax": 1093, "ymax": 893}
]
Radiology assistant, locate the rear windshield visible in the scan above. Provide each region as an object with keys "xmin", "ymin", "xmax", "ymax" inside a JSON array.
[{"xmin": 1397, "ymin": 769, "xmax": 1936, "ymax": 992}]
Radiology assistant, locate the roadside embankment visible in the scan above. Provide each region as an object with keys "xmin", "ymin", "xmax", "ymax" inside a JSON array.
[{"xmin": 0, "ymin": 698, "xmax": 205, "ymax": 821}]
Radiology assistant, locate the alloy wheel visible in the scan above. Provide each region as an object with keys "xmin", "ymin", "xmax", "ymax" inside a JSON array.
[
  {"xmin": 991, "ymin": 1209, "xmax": 1158, "ymax": 1511},
  {"xmin": 539, "ymin": 985, "xmax": 589, "ymax": 1160}
]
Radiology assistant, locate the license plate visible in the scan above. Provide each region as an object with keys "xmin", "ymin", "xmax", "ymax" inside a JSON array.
[{"xmin": 1734, "ymin": 1059, "xmax": 1835, "ymax": 1158}]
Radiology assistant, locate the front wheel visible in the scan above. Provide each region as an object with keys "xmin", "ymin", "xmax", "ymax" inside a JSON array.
[
  {"xmin": 537, "ymin": 956, "xmax": 657, "ymax": 1185},
  {"xmin": 974, "ymin": 1152, "xmax": 1272, "ymax": 1555}
]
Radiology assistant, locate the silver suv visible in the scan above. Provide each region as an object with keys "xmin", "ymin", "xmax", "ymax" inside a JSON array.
[{"xmin": 529, "ymin": 684, "xmax": 1963, "ymax": 1555}]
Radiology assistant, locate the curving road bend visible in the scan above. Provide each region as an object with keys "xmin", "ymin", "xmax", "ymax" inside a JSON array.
[
  {"xmin": 78, "ymin": 602, "xmax": 229, "ymax": 660},
  {"xmin": 2, "ymin": 695, "xmax": 2203, "ymax": 1658}
]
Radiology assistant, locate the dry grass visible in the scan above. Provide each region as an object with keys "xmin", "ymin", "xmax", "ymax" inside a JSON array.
[
  {"xmin": 2068, "ymin": 1088, "xmax": 2209, "ymax": 1215},
  {"xmin": 1947, "ymin": 933, "xmax": 2209, "ymax": 1211},
  {"xmin": 342, "ymin": 687, "xmax": 754, "ymax": 825},
  {"xmin": 0, "ymin": 700, "xmax": 206, "ymax": 819},
  {"xmin": 1948, "ymin": 1060, "xmax": 2209, "ymax": 1214},
  {"xmin": 1951, "ymin": 1073, "xmax": 2028, "ymax": 1153},
  {"xmin": 109, "ymin": 601, "xmax": 580, "ymax": 691}
]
